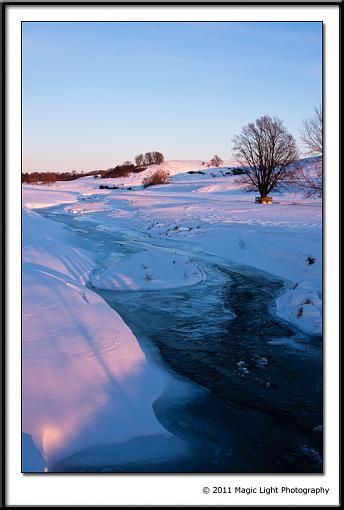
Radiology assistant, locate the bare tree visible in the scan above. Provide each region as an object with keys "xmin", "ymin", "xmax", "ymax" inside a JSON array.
[
  {"xmin": 290, "ymin": 107, "xmax": 323, "ymax": 198},
  {"xmin": 135, "ymin": 153, "xmax": 144, "ymax": 166},
  {"xmin": 144, "ymin": 152, "xmax": 154, "ymax": 166},
  {"xmin": 294, "ymin": 159, "xmax": 322, "ymax": 198},
  {"xmin": 301, "ymin": 106, "xmax": 322, "ymax": 156},
  {"xmin": 210, "ymin": 155, "xmax": 223, "ymax": 167},
  {"xmin": 232, "ymin": 115, "xmax": 299, "ymax": 200},
  {"xmin": 152, "ymin": 151, "xmax": 165, "ymax": 165}
]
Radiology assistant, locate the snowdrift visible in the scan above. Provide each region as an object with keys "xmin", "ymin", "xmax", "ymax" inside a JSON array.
[
  {"xmin": 22, "ymin": 208, "xmax": 170, "ymax": 471},
  {"xmin": 91, "ymin": 250, "xmax": 204, "ymax": 292},
  {"xmin": 276, "ymin": 281, "xmax": 322, "ymax": 336}
]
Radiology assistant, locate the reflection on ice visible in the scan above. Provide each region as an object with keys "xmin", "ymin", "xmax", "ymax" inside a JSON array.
[{"xmin": 42, "ymin": 425, "xmax": 64, "ymax": 455}]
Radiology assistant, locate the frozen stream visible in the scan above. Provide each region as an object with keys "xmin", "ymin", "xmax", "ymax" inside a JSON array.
[{"xmin": 38, "ymin": 205, "xmax": 322, "ymax": 473}]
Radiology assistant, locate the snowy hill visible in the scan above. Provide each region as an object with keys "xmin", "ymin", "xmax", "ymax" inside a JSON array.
[
  {"xmin": 22, "ymin": 157, "xmax": 320, "ymax": 208},
  {"xmin": 22, "ymin": 157, "xmax": 322, "ymax": 470}
]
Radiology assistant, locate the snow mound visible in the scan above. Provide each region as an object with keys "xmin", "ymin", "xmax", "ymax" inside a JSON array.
[
  {"xmin": 276, "ymin": 281, "xmax": 322, "ymax": 336},
  {"xmin": 91, "ymin": 250, "xmax": 204, "ymax": 291},
  {"xmin": 22, "ymin": 207, "xmax": 170, "ymax": 471}
]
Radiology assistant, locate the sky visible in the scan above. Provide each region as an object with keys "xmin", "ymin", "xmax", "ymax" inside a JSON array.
[{"xmin": 22, "ymin": 21, "xmax": 322, "ymax": 172}]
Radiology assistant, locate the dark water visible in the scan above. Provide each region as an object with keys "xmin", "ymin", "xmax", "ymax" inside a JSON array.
[{"xmin": 39, "ymin": 206, "xmax": 323, "ymax": 473}]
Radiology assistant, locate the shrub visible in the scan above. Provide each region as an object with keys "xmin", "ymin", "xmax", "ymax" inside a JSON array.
[
  {"xmin": 101, "ymin": 164, "xmax": 134, "ymax": 179},
  {"xmin": 210, "ymin": 155, "xmax": 223, "ymax": 167},
  {"xmin": 142, "ymin": 169, "xmax": 170, "ymax": 188}
]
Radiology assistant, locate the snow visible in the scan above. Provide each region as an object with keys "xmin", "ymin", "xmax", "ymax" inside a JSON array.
[
  {"xmin": 22, "ymin": 208, "xmax": 172, "ymax": 471},
  {"xmin": 22, "ymin": 158, "xmax": 322, "ymax": 469},
  {"xmin": 22, "ymin": 162, "xmax": 322, "ymax": 334},
  {"xmin": 22, "ymin": 160, "xmax": 237, "ymax": 210},
  {"xmin": 276, "ymin": 281, "xmax": 322, "ymax": 335},
  {"xmin": 22, "ymin": 184, "xmax": 86, "ymax": 210},
  {"xmin": 91, "ymin": 250, "xmax": 204, "ymax": 291}
]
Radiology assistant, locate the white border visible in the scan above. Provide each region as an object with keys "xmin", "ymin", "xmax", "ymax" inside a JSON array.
[{"xmin": 6, "ymin": 5, "xmax": 340, "ymax": 506}]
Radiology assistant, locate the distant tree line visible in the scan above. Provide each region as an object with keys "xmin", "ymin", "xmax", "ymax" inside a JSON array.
[
  {"xmin": 101, "ymin": 163, "xmax": 135, "ymax": 179},
  {"xmin": 22, "ymin": 170, "xmax": 102, "ymax": 184},
  {"xmin": 22, "ymin": 172, "xmax": 57, "ymax": 184}
]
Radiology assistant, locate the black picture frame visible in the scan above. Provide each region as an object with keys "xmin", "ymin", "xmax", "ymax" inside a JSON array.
[{"xmin": 1, "ymin": 1, "xmax": 341, "ymax": 507}]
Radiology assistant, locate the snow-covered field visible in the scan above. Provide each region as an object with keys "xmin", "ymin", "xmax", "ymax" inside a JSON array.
[{"xmin": 22, "ymin": 159, "xmax": 322, "ymax": 470}]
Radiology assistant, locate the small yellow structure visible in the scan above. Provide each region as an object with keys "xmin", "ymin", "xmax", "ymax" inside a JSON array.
[{"xmin": 255, "ymin": 196, "xmax": 273, "ymax": 204}]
